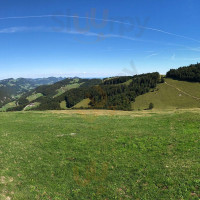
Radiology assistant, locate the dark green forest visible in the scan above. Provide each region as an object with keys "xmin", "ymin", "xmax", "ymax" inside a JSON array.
[
  {"xmin": 103, "ymin": 76, "xmax": 132, "ymax": 85},
  {"xmin": 166, "ymin": 63, "xmax": 200, "ymax": 82},
  {"xmin": 88, "ymin": 73, "xmax": 160, "ymax": 110}
]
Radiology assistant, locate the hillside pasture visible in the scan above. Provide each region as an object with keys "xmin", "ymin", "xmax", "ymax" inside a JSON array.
[
  {"xmin": 0, "ymin": 101, "xmax": 16, "ymax": 112},
  {"xmin": 132, "ymin": 78, "xmax": 200, "ymax": 110},
  {"xmin": 27, "ymin": 93, "xmax": 43, "ymax": 102}
]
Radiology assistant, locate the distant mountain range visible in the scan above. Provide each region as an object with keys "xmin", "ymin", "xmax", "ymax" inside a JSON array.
[
  {"xmin": 0, "ymin": 63, "xmax": 200, "ymax": 111},
  {"xmin": 0, "ymin": 77, "xmax": 65, "ymax": 107}
]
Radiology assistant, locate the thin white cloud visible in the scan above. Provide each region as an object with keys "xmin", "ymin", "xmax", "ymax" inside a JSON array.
[
  {"xmin": 103, "ymin": 33, "xmax": 146, "ymax": 42},
  {"xmin": 145, "ymin": 53, "xmax": 158, "ymax": 59},
  {"xmin": 60, "ymin": 29, "xmax": 140, "ymax": 41},
  {"xmin": 138, "ymin": 26, "xmax": 200, "ymax": 44},
  {"xmin": 0, "ymin": 26, "xmax": 149, "ymax": 43},
  {"xmin": 0, "ymin": 26, "xmax": 46, "ymax": 33},
  {"xmin": 0, "ymin": 27, "xmax": 25, "ymax": 33},
  {"xmin": 0, "ymin": 26, "xmax": 199, "ymax": 55},
  {"xmin": 0, "ymin": 14, "xmax": 200, "ymax": 43}
]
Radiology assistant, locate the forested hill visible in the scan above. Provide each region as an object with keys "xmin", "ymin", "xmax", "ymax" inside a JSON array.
[
  {"xmin": 6, "ymin": 72, "xmax": 162, "ymax": 111},
  {"xmin": 3, "ymin": 77, "xmax": 102, "ymax": 111},
  {"xmin": 0, "ymin": 77, "xmax": 65, "ymax": 107},
  {"xmin": 166, "ymin": 63, "xmax": 200, "ymax": 82},
  {"xmin": 2, "ymin": 63, "xmax": 200, "ymax": 112}
]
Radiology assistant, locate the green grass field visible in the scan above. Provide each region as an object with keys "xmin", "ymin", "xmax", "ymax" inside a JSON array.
[
  {"xmin": 132, "ymin": 78, "xmax": 200, "ymax": 110},
  {"xmin": 0, "ymin": 110, "xmax": 199, "ymax": 199}
]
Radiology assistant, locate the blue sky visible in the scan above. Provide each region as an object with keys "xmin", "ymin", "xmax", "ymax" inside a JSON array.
[{"xmin": 0, "ymin": 0, "xmax": 200, "ymax": 79}]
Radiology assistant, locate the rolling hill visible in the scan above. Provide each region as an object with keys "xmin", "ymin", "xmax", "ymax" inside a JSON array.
[
  {"xmin": 1, "ymin": 63, "xmax": 200, "ymax": 112},
  {"xmin": 67, "ymin": 77, "xmax": 200, "ymax": 110},
  {"xmin": 132, "ymin": 78, "xmax": 200, "ymax": 110},
  {"xmin": 2, "ymin": 77, "xmax": 103, "ymax": 111},
  {"xmin": 0, "ymin": 77, "xmax": 65, "ymax": 109},
  {"xmin": 5, "ymin": 73, "xmax": 162, "ymax": 111}
]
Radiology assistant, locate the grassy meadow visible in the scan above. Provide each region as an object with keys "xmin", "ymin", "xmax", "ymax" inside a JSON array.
[
  {"xmin": 27, "ymin": 93, "xmax": 43, "ymax": 102},
  {"xmin": 0, "ymin": 110, "xmax": 199, "ymax": 199},
  {"xmin": 132, "ymin": 78, "xmax": 200, "ymax": 110}
]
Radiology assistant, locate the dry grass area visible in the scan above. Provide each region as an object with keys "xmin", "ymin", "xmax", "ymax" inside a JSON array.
[{"xmin": 46, "ymin": 108, "xmax": 200, "ymax": 117}]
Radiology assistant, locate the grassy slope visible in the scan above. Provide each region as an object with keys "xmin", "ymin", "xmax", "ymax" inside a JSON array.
[
  {"xmin": 60, "ymin": 100, "xmax": 68, "ymax": 110},
  {"xmin": 132, "ymin": 78, "xmax": 200, "ymax": 110},
  {"xmin": 73, "ymin": 98, "xmax": 91, "ymax": 108},
  {"xmin": 27, "ymin": 93, "xmax": 43, "ymax": 102},
  {"xmin": 122, "ymin": 79, "xmax": 133, "ymax": 86},
  {"xmin": 53, "ymin": 83, "xmax": 83, "ymax": 98},
  {"xmin": 0, "ymin": 110, "xmax": 199, "ymax": 199},
  {"xmin": 0, "ymin": 101, "xmax": 16, "ymax": 112}
]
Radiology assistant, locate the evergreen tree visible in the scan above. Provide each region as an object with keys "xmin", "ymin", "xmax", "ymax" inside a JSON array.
[{"xmin": 149, "ymin": 103, "xmax": 154, "ymax": 110}]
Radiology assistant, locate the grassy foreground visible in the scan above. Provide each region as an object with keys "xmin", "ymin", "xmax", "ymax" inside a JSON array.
[{"xmin": 0, "ymin": 110, "xmax": 199, "ymax": 199}]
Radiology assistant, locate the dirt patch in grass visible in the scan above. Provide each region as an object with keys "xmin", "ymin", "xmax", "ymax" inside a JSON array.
[{"xmin": 0, "ymin": 176, "xmax": 14, "ymax": 200}]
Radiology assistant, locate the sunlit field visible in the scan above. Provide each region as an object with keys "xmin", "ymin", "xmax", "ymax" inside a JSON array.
[{"xmin": 0, "ymin": 110, "xmax": 199, "ymax": 199}]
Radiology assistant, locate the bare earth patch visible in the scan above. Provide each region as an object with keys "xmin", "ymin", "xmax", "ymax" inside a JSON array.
[{"xmin": 1, "ymin": 176, "xmax": 14, "ymax": 200}]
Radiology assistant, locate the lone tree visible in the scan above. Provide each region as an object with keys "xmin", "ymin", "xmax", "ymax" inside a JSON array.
[
  {"xmin": 149, "ymin": 103, "xmax": 154, "ymax": 110},
  {"xmin": 161, "ymin": 76, "xmax": 165, "ymax": 83}
]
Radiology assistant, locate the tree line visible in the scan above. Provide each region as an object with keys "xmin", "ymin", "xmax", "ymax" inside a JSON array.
[
  {"xmin": 166, "ymin": 63, "xmax": 200, "ymax": 82},
  {"xmin": 7, "ymin": 73, "xmax": 161, "ymax": 111}
]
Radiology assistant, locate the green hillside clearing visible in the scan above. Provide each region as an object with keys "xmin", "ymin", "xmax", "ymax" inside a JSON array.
[
  {"xmin": 27, "ymin": 93, "xmax": 43, "ymax": 102},
  {"xmin": 132, "ymin": 78, "xmax": 200, "ymax": 110},
  {"xmin": 60, "ymin": 100, "xmax": 68, "ymax": 110},
  {"xmin": 0, "ymin": 101, "xmax": 17, "ymax": 112},
  {"xmin": 73, "ymin": 98, "xmax": 91, "ymax": 108},
  {"xmin": 53, "ymin": 83, "xmax": 83, "ymax": 98}
]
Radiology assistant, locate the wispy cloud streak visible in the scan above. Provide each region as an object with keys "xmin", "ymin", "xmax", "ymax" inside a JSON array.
[
  {"xmin": 0, "ymin": 26, "xmax": 150, "ymax": 43},
  {"xmin": 0, "ymin": 26, "xmax": 46, "ymax": 33},
  {"xmin": 0, "ymin": 14, "xmax": 200, "ymax": 43},
  {"xmin": 145, "ymin": 53, "xmax": 158, "ymax": 59},
  {"xmin": 1, "ymin": 26, "xmax": 200, "ymax": 57},
  {"xmin": 139, "ymin": 26, "xmax": 200, "ymax": 44}
]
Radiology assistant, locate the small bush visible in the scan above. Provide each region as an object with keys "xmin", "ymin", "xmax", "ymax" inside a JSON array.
[{"xmin": 149, "ymin": 103, "xmax": 154, "ymax": 110}]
